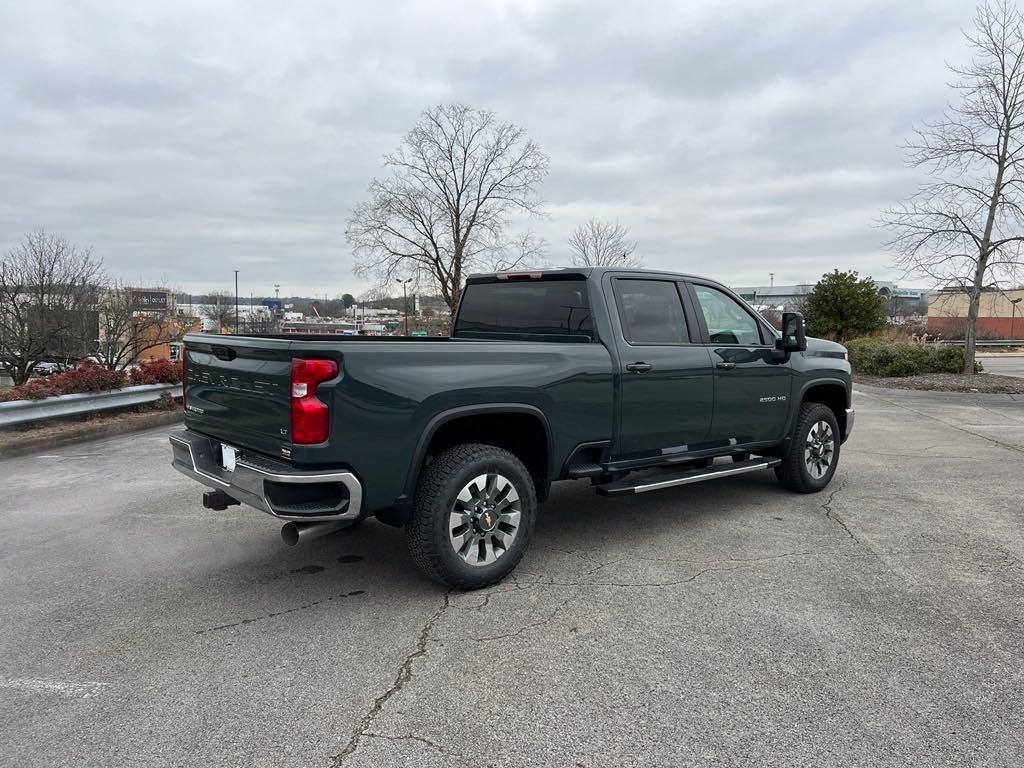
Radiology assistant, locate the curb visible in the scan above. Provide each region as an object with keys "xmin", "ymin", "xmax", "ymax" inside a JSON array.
[
  {"xmin": 0, "ymin": 410, "xmax": 184, "ymax": 460},
  {"xmin": 853, "ymin": 382, "xmax": 1023, "ymax": 402}
]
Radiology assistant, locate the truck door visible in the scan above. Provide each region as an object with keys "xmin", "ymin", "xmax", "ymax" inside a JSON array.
[
  {"xmin": 609, "ymin": 278, "xmax": 714, "ymax": 457},
  {"xmin": 685, "ymin": 282, "xmax": 792, "ymax": 445}
]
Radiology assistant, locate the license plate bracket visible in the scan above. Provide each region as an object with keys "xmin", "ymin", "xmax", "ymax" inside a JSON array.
[{"xmin": 221, "ymin": 443, "xmax": 237, "ymax": 472}]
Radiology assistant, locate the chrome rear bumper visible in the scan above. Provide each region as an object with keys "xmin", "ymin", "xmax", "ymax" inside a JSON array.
[{"xmin": 169, "ymin": 429, "xmax": 362, "ymax": 522}]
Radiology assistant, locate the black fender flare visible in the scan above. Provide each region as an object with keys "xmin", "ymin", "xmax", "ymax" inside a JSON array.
[
  {"xmin": 788, "ymin": 377, "xmax": 851, "ymax": 433},
  {"xmin": 397, "ymin": 402, "xmax": 554, "ymax": 504}
]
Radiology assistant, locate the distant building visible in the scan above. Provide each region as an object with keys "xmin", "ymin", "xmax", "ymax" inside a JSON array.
[
  {"xmin": 99, "ymin": 287, "xmax": 192, "ymax": 365},
  {"xmin": 927, "ymin": 288, "xmax": 1024, "ymax": 338},
  {"xmin": 732, "ymin": 284, "xmax": 813, "ymax": 310},
  {"xmin": 732, "ymin": 281, "xmax": 932, "ymax": 316},
  {"xmin": 280, "ymin": 319, "xmax": 358, "ymax": 335}
]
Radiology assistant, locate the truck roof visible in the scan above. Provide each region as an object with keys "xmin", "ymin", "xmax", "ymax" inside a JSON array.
[{"xmin": 465, "ymin": 266, "xmax": 725, "ymax": 287}]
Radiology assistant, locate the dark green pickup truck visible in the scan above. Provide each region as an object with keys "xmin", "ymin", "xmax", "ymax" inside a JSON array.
[{"xmin": 170, "ymin": 268, "xmax": 853, "ymax": 588}]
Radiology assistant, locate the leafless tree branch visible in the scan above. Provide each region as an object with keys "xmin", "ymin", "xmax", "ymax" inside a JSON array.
[{"xmin": 567, "ymin": 219, "xmax": 642, "ymax": 268}]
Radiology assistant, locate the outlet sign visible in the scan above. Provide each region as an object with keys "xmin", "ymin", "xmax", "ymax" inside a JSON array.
[{"xmin": 131, "ymin": 290, "xmax": 169, "ymax": 311}]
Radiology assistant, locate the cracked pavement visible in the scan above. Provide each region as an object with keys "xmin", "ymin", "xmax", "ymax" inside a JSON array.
[{"xmin": 1, "ymin": 386, "xmax": 1023, "ymax": 766}]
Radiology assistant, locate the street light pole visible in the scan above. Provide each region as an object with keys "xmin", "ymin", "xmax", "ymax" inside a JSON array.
[
  {"xmin": 233, "ymin": 270, "xmax": 240, "ymax": 334},
  {"xmin": 1011, "ymin": 297, "xmax": 1022, "ymax": 340},
  {"xmin": 397, "ymin": 278, "xmax": 412, "ymax": 335}
]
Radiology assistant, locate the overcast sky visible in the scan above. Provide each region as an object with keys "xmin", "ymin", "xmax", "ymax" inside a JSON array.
[{"xmin": 0, "ymin": 0, "xmax": 978, "ymax": 297}]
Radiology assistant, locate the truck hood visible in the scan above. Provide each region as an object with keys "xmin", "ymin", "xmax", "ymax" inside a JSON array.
[{"xmin": 804, "ymin": 336, "xmax": 847, "ymax": 358}]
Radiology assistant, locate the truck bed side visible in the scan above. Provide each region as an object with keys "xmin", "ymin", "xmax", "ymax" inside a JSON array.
[{"xmin": 183, "ymin": 334, "xmax": 614, "ymax": 513}]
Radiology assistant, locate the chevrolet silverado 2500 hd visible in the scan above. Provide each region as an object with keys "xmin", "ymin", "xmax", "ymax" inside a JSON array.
[{"xmin": 169, "ymin": 268, "xmax": 853, "ymax": 589}]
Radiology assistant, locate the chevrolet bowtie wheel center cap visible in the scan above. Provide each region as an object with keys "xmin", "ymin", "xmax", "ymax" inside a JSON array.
[{"xmin": 475, "ymin": 507, "xmax": 498, "ymax": 532}]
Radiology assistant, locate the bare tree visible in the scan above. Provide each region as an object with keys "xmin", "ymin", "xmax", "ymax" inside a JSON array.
[
  {"xmin": 0, "ymin": 231, "xmax": 103, "ymax": 385},
  {"xmin": 480, "ymin": 232, "xmax": 548, "ymax": 273},
  {"xmin": 346, "ymin": 104, "xmax": 549, "ymax": 322},
  {"xmin": 200, "ymin": 290, "xmax": 235, "ymax": 333},
  {"xmin": 241, "ymin": 308, "xmax": 278, "ymax": 335},
  {"xmin": 883, "ymin": 1, "xmax": 1024, "ymax": 373},
  {"xmin": 568, "ymin": 218, "xmax": 641, "ymax": 268},
  {"xmin": 356, "ymin": 286, "xmax": 394, "ymax": 306}
]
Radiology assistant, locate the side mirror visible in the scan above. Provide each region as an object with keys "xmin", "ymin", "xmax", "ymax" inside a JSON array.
[{"xmin": 777, "ymin": 312, "xmax": 807, "ymax": 353}]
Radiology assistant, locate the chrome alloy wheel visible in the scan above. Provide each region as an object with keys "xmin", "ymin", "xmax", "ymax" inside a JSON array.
[
  {"xmin": 804, "ymin": 420, "xmax": 835, "ymax": 479},
  {"xmin": 449, "ymin": 473, "xmax": 522, "ymax": 567}
]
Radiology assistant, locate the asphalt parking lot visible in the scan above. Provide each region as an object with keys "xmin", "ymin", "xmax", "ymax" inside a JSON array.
[
  {"xmin": 979, "ymin": 353, "xmax": 1024, "ymax": 379},
  {"xmin": 1, "ymin": 388, "xmax": 1022, "ymax": 767}
]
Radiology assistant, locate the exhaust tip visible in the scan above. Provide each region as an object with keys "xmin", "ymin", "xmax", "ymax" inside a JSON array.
[
  {"xmin": 280, "ymin": 519, "xmax": 354, "ymax": 546},
  {"xmin": 281, "ymin": 522, "xmax": 301, "ymax": 546}
]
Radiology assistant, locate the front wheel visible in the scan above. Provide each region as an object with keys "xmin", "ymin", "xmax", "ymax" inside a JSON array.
[
  {"xmin": 774, "ymin": 402, "xmax": 840, "ymax": 493},
  {"xmin": 407, "ymin": 443, "xmax": 537, "ymax": 590}
]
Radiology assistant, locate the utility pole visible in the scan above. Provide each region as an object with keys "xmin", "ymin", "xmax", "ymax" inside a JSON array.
[
  {"xmin": 234, "ymin": 270, "xmax": 240, "ymax": 333},
  {"xmin": 396, "ymin": 278, "xmax": 412, "ymax": 335}
]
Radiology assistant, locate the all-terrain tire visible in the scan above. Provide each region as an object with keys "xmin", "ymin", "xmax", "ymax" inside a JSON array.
[
  {"xmin": 774, "ymin": 402, "xmax": 840, "ymax": 493},
  {"xmin": 406, "ymin": 443, "xmax": 537, "ymax": 590}
]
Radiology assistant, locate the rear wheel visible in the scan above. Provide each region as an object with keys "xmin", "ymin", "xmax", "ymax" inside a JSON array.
[
  {"xmin": 407, "ymin": 443, "xmax": 537, "ymax": 590},
  {"xmin": 775, "ymin": 402, "xmax": 840, "ymax": 493}
]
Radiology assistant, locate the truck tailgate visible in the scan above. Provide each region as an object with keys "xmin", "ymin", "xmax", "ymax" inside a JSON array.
[{"xmin": 183, "ymin": 335, "xmax": 294, "ymax": 458}]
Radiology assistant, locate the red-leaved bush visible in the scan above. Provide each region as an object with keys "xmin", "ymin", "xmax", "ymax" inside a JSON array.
[
  {"xmin": 0, "ymin": 378, "xmax": 58, "ymax": 401},
  {"xmin": 128, "ymin": 359, "xmax": 183, "ymax": 386},
  {"xmin": 62, "ymin": 362, "xmax": 129, "ymax": 392},
  {"xmin": 0, "ymin": 361, "xmax": 128, "ymax": 402}
]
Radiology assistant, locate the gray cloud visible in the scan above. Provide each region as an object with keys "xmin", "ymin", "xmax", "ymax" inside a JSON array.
[{"xmin": 0, "ymin": 0, "xmax": 980, "ymax": 296}]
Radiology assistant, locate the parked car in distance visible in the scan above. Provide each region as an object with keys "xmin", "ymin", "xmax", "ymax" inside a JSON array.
[
  {"xmin": 31, "ymin": 361, "xmax": 65, "ymax": 377},
  {"xmin": 170, "ymin": 267, "xmax": 854, "ymax": 589}
]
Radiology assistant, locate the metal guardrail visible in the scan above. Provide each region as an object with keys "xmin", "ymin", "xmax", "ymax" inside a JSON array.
[
  {"xmin": 936, "ymin": 339, "xmax": 1024, "ymax": 346},
  {"xmin": 0, "ymin": 384, "xmax": 181, "ymax": 427}
]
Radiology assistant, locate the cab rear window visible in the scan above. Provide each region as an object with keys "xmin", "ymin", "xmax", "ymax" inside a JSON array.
[{"xmin": 455, "ymin": 280, "xmax": 593, "ymax": 339}]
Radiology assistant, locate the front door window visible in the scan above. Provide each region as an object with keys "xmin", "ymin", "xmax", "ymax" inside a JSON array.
[{"xmin": 692, "ymin": 286, "xmax": 763, "ymax": 346}]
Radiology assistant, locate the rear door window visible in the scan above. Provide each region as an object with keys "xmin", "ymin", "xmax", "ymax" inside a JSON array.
[{"xmin": 613, "ymin": 279, "xmax": 690, "ymax": 344}]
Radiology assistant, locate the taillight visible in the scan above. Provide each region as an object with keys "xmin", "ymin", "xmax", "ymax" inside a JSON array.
[
  {"xmin": 290, "ymin": 357, "xmax": 338, "ymax": 444},
  {"xmin": 181, "ymin": 344, "xmax": 187, "ymax": 408}
]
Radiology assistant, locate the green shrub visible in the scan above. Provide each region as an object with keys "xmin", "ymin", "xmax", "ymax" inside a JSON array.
[
  {"xmin": 804, "ymin": 270, "xmax": 887, "ymax": 341},
  {"xmin": 845, "ymin": 338, "xmax": 981, "ymax": 377}
]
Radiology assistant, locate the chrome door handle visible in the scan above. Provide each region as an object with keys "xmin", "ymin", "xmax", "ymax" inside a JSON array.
[
  {"xmin": 625, "ymin": 362, "xmax": 652, "ymax": 374},
  {"xmin": 716, "ymin": 362, "xmax": 736, "ymax": 370}
]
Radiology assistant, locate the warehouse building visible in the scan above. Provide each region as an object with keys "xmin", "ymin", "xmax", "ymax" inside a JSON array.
[
  {"xmin": 732, "ymin": 281, "xmax": 931, "ymax": 316},
  {"xmin": 927, "ymin": 288, "xmax": 1024, "ymax": 339}
]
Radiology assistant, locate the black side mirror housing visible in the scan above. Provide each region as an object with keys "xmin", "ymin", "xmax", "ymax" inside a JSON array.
[{"xmin": 777, "ymin": 312, "xmax": 807, "ymax": 353}]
